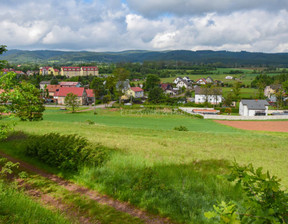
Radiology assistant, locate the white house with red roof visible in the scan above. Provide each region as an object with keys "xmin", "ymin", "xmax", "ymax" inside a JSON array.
[
  {"xmin": 196, "ymin": 78, "xmax": 207, "ymax": 85},
  {"xmin": 54, "ymin": 87, "xmax": 87, "ymax": 105},
  {"xmin": 126, "ymin": 87, "xmax": 144, "ymax": 98}
]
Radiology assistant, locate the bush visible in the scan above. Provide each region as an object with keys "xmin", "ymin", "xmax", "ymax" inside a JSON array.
[
  {"xmin": 174, "ymin": 125, "xmax": 188, "ymax": 131},
  {"xmin": 25, "ymin": 133, "xmax": 112, "ymax": 171},
  {"xmin": 205, "ymin": 162, "xmax": 288, "ymax": 223}
]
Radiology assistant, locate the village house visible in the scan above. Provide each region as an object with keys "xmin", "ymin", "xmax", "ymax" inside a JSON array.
[
  {"xmin": 194, "ymin": 86, "xmax": 222, "ymax": 104},
  {"xmin": 126, "ymin": 87, "xmax": 144, "ymax": 98},
  {"xmin": 53, "ymin": 87, "xmax": 87, "ymax": 105},
  {"xmin": 225, "ymin": 75, "xmax": 234, "ymax": 80},
  {"xmin": 196, "ymin": 78, "xmax": 207, "ymax": 85},
  {"xmin": 85, "ymin": 89, "xmax": 95, "ymax": 104},
  {"xmin": 40, "ymin": 67, "xmax": 59, "ymax": 76},
  {"xmin": 45, "ymin": 85, "xmax": 61, "ymax": 97},
  {"xmin": 264, "ymin": 84, "xmax": 282, "ymax": 98},
  {"xmin": 173, "ymin": 77, "xmax": 183, "ymax": 84},
  {"xmin": 176, "ymin": 80, "xmax": 190, "ymax": 89},
  {"xmin": 205, "ymin": 76, "xmax": 214, "ymax": 84},
  {"xmin": 239, "ymin": 99, "xmax": 269, "ymax": 116}
]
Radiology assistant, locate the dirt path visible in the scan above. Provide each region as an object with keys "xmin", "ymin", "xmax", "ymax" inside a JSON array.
[
  {"xmin": 214, "ymin": 120, "xmax": 288, "ymax": 132},
  {"xmin": 0, "ymin": 151, "xmax": 173, "ymax": 224}
]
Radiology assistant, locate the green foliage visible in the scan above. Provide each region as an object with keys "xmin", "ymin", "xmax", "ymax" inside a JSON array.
[
  {"xmin": 0, "ymin": 72, "xmax": 45, "ymax": 121},
  {"xmin": 145, "ymin": 74, "xmax": 160, "ymax": 91},
  {"xmin": 205, "ymin": 162, "xmax": 288, "ymax": 223},
  {"xmin": 174, "ymin": 125, "xmax": 188, "ymax": 131},
  {"xmin": 148, "ymin": 87, "xmax": 165, "ymax": 104},
  {"xmin": 90, "ymin": 76, "xmax": 105, "ymax": 100},
  {"xmin": 64, "ymin": 92, "xmax": 79, "ymax": 112},
  {"xmin": 205, "ymin": 201, "xmax": 240, "ymax": 224},
  {"xmin": 25, "ymin": 133, "xmax": 112, "ymax": 171}
]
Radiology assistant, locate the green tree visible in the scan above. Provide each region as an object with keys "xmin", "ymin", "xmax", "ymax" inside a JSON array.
[
  {"xmin": 223, "ymin": 92, "xmax": 233, "ymax": 107},
  {"xmin": 50, "ymin": 79, "xmax": 58, "ymax": 85},
  {"xmin": 65, "ymin": 93, "xmax": 79, "ymax": 113},
  {"xmin": 113, "ymin": 68, "xmax": 130, "ymax": 104},
  {"xmin": 232, "ymin": 81, "xmax": 241, "ymax": 102},
  {"xmin": 90, "ymin": 77, "xmax": 105, "ymax": 102},
  {"xmin": 145, "ymin": 74, "xmax": 160, "ymax": 91},
  {"xmin": 0, "ymin": 72, "xmax": 45, "ymax": 121},
  {"xmin": 148, "ymin": 87, "xmax": 165, "ymax": 104},
  {"xmin": 0, "ymin": 45, "xmax": 7, "ymax": 70}
]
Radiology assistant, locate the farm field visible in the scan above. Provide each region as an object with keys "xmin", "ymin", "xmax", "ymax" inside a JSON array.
[{"xmin": 1, "ymin": 108, "xmax": 288, "ymax": 223}]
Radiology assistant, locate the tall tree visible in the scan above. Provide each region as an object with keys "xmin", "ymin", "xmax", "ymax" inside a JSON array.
[
  {"xmin": 113, "ymin": 68, "xmax": 130, "ymax": 104},
  {"xmin": 148, "ymin": 87, "xmax": 165, "ymax": 104},
  {"xmin": 145, "ymin": 74, "xmax": 160, "ymax": 91},
  {"xmin": 0, "ymin": 45, "xmax": 7, "ymax": 70},
  {"xmin": 0, "ymin": 72, "xmax": 45, "ymax": 121},
  {"xmin": 232, "ymin": 81, "xmax": 241, "ymax": 102},
  {"xmin": 64, "ymin": 93, "xmax": 79, "ymax": 113}
]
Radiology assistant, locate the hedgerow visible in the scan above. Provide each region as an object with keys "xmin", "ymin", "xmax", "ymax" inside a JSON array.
[{"xmin": 25, "ymin": 133, "xmax": 112, "ymax": 171}]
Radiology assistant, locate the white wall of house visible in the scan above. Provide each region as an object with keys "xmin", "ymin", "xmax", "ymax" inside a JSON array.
[
  {"xmin": 239, "ymin": 102, "xmax": 268, "ymax": 116},
  {"xmin": 195, "ymin": 94, "xmax": 222, "ymax": 104},
  {"xmin": 176, "ymin": 81, "xmax": 188, "ymax": 88}
]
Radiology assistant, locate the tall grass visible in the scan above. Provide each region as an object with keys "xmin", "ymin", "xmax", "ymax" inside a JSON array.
[
  {"xmin": 0, "ymin": 181, "xmax": 71, "ymax": 224},
  {"xmin": 1, "ymin": 109, "xmax": 288, "ymax": 223}
]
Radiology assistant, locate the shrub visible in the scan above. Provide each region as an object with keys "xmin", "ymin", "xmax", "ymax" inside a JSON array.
[
  {"xmin": 174, "ymin": 125, "xmax": 188, "ymax": 131},
  {"xmin": 25, "ymin": 133, "xmax": 112, "ymax": 171},
  {"xmin": 205, "ymin": 162, "xmax": 288, "ymax": 223}
]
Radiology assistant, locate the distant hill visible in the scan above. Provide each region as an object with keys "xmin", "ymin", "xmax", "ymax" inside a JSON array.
[{"xmin": 1, "ymin": 49, "xmax": 288, "ymax": 66}]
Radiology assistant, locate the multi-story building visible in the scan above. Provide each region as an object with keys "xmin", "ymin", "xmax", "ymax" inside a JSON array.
[{"xmin": 60, "ymin": 66, "xmax": 99, "ymax": 77}]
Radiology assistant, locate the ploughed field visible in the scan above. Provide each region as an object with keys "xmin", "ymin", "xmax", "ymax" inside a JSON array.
[
  {"xmin": 1, "ymin": 107, "xmax": 288, "ymax": 223},
  {"xmin": 215, "ymin": 120, "xmax": 288, "ymax": 132}
]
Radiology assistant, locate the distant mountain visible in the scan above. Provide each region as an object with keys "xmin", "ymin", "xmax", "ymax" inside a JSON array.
[{"xmin": 1, "ymin": 49, "xmax": 288, "ymax": 66}]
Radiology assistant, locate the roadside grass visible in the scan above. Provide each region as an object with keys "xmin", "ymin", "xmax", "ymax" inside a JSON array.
[
  {"xmin": 0, "ymin": 181, "xmax": 72, "ymax": 224},
  {"xmin": 1, "ymin": 109, "xmax": 288, "ymax": 223}
]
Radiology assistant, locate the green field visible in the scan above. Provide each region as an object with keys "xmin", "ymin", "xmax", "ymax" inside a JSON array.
[{"xmin": 1, "ymin": 108, "xmax": 288, "ymax": 223}]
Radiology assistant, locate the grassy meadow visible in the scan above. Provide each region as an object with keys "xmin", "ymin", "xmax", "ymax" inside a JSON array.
[{"xmin": 1, "ymin": 108, "xmax": 288, "ymax": 223}]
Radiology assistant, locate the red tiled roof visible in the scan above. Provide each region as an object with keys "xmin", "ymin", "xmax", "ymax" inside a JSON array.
[
  {"xmin": 61, "ymin": 67, "xmax": 81, "ymax": 71},
  {"xmin": 82, "ymin": 66, "xmax": 98, "ymax": 71},
  {"xmin": 54, "ymin": 87, "xmax": 85, "ymax": 97},
  {"xmin": 130, "ymin": 87, "xmax": 143, "ymax": 92},
  {"xmin": 59, "ymin": 82, "xmax": 79, "ymax": 86},
  {"xmin": 193, "ymin": 109, "xmax": 218, "ymax": 112},
  {"xmin": 86, "ymin": 89, "xmax": 94, "ymax": 97},
  {"xmin": 46, "ymin": 85, "xmax": 60, "ymax": 92},
  {"xmin": 54, "ymin": 69, "xmax": 59, "ymax": 72}
]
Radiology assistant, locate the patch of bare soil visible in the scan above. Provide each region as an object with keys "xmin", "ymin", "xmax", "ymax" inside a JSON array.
[
  {"xmin": 214, "ymin": 120, "xmax": 288, "ymax": 132},
  {"xmin": 16, "ymin": 179, "xmax": 94, "ymax": 224},
  {"xmin": 0, "ymin": 151, "xmax": 173, "ymax": 224}
]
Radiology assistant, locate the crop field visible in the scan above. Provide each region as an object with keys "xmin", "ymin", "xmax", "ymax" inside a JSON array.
[{"xmin": 1, "ymin": 108, "xmax": 288, "ymax": 223}]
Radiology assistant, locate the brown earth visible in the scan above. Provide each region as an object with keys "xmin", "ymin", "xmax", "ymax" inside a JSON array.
[
  {"xmin": 214, "ymin": 120, "xmax": 288, "ymax": 132},
  {"xmin": 0, "ymin": 151, "xmax": 173, "ymax": 224}
]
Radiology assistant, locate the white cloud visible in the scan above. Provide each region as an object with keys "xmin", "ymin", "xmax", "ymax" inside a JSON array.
[{"xmin": 0, "ymin": 0, "xmax": 288, "ymax": 53}]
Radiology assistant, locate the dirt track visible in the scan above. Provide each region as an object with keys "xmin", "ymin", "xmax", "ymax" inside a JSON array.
[
  {"xmin": 0, "ymin": 151, "xmax": 173, "ymax": 224},
  {"xmin": 214, "ymin": 120, "xmax": 288, "ymax": 132}
]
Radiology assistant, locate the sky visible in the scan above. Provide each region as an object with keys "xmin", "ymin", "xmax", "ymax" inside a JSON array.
[{"xmin": 1, "ymin": 0, "xmax": 288, "ymax": 53}]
